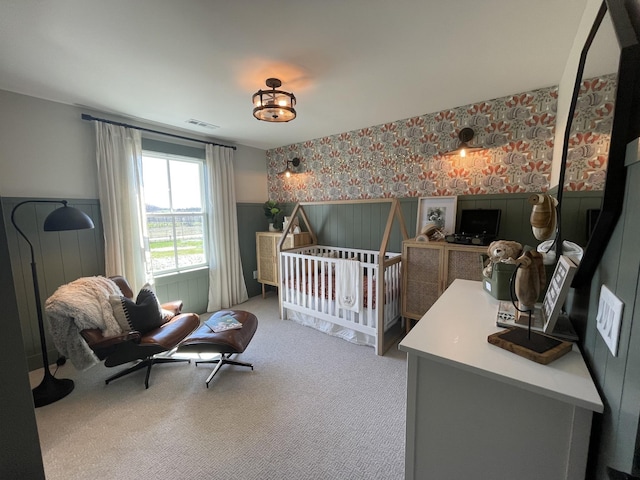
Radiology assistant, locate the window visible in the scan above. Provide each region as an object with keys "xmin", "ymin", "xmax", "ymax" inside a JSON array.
[{"xmin": 141, "ymin": 151, "xmax": 207, "ymax": 274}]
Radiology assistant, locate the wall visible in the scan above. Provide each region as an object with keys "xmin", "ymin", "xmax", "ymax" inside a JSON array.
[
  {"xmin": 0, "ymin": 90, "xmax": 267, "ymax": 203},
  {"xmin": 0, "ymin": 88, "xmax": 270, "ymax": 357},
  {"xmin": 0, "ymin": 198, "xmax": 45, "ymax": 479},
  {"xmin": 266, "ymin": 78, "xmax": 614, "ymax": 203},
  {"xmin": 2, "ymin": 198, "xmax": 105, "ymax": 370},
  {"xmin": 571, "ymin": 140, "xmax": 640, "ymax": 478}
]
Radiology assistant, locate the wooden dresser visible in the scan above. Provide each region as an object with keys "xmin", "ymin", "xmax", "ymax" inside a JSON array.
[
  {"xmin": 256, "ymin": 231, "xmax": 312, "ymax": 297},
  {"xmin": 402, "ymin": 240, "xmax": 486, "ymax": 330}
]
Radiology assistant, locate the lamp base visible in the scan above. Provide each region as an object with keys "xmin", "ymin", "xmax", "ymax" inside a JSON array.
[
  {"xmin": 32, "ymin": 373, "xmax": 74, "ymax": 408},
  {"xmin": 487, "ymin": 327, "xmax": 573, "ymax": 365}
]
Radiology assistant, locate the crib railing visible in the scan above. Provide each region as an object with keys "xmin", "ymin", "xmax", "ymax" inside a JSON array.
[{"xmin": 279, "ymin": 245, "xmax": 401, "ymax": 350}]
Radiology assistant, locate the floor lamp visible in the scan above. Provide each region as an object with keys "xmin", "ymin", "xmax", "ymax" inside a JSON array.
[{"xmin": 11, "ymin": 200, "xmax": 94, "ymax": 407}]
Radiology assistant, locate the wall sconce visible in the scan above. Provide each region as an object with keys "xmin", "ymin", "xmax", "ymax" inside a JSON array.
[
  {"xmin": 252, "ymin": 78, "xmax": 297, "ymax": 122},
  {"xmin": 279, "ymin": 157, "xmax": 301, "ymax": 178},
  {"xmin": 444, "ymin": 128, "xmax": 484, "ymax": 157}
]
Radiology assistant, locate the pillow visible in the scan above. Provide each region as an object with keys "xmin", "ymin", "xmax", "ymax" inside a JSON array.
[
  {"xmin": 109, "ymin": 288, "xmax": 163, "ymax": 334},
  {"xmin": 140, "ymin": 282, "xmax": 175, "ymax": 320}
]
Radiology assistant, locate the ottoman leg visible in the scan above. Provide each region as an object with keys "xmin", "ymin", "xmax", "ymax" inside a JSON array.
[{"xmin": 197, "ymin": 353, "xmax": 254, "ymax": 388}]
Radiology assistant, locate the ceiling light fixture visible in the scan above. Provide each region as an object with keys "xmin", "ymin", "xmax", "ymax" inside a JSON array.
[
  {"xmin": 444, "ymin": 127, "xmax": 484, "ymax": 157},
  {"xmin": 252, "ymin": 78, "xmax": 296, "ymax": 122},
  {"xmin": 279, "ymin": 157, "xmax": 301, "ymax": 178}
]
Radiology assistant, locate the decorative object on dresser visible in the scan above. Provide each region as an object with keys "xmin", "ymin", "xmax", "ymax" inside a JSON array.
[
  {"xmin": 416, "ymin": 196, "xmax": 457, "ymax": 237},
  {"xmin": 529, "ymin": 193, "xmax": 558, "ymax": 241},
  {"xmin": 444, "ymin": 208, "xmax": 501, "ymax": 246},
  {"xmin": 488, "ymin": 255, "xmax": 578, "ymax": 364},
  {"xmin": 11, "ymin": 199, "xmax": 95, "ymax": 407}
]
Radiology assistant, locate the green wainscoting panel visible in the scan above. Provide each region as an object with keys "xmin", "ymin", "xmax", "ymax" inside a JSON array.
[
  {"xmin": 282, "ymin": 194, "xmax": 602, "ymax": 253},
  {"xmin": 237, "ymin": 202, "xmax": 267, "ymax": 299},
  {"xmin": 291, "ymin": 201, "xmax": 409, "ymax": 253},
  {"xmin": 569, "ymin": 162, "xmax": 640, "ymax": 476},
  {"xmin": 3, "ymin": 197, "xmax": 105, "ymax": 370},
  {"xmin": 456, "ymin": 191, "xmax": 603, "ymax": 248},
  {"xmin": 559, "ymin": 191, "xmax": 603, "ymax": 247},
  {"xmin": 457, "ymin": 193, "xmax": 536, "ymax": 246},
  {"xmin": 154, "ymin": 268, "xmax": 209, "ymax": 314}
]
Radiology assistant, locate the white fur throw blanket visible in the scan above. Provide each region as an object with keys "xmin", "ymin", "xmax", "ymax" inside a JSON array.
[{"xmin": 45, "ymin": 276, "xmax": 123, "ymax": 371}]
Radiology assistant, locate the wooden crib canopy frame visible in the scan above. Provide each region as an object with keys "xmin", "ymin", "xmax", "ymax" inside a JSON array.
[
  {"xmin": 276, "ymin": 198, "xmax": 410, "ymax": 256},
  {"xmin": 277, "ymin": 198, "xmax": 409, "ymax": 355}
]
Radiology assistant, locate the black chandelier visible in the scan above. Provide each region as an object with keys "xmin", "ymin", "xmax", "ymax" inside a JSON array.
[{"xmin": 252, "ymin": 78, "xmax": 296, "ymax": 122}]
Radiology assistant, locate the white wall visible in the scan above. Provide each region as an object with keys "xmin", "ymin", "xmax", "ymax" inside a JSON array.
[
  {"xmin": 0, "ymin": 90, "xmax": 267, "ymax": 201},
  {"xmin": 234, "ymin": 143, "xmax": 268, "ymax": 203},
  {"xmin": 0, "ymin": 90, "xmax": 96, "ymax": 198}
]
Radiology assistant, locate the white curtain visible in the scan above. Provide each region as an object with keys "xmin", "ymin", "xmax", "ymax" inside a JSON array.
[
  {"xmin": 204, "ymin": 144, "xmax": 248, "ymax": 310},
  {"xmin": 94, "ymin": 123, "xmax": 151, "ymax": 293}
]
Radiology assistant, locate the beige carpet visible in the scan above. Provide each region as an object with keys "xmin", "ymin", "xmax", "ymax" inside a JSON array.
[{"xmin": 31, "ymin": 293, "xmax": 407, "ymax": 480}]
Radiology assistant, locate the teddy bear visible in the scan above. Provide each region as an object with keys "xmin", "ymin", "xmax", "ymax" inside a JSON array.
[{"xmin": 482, "ymin": 240, "xmax": 523, "ymax": 278}]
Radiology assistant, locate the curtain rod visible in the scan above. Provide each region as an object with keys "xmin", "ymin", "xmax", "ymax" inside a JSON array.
[{"xmin": 81, "ymin": 113, "xmax": 237, "ymax": 150}]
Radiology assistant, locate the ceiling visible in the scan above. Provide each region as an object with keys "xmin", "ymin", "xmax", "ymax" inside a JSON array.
[{"xmin": 0, "ymin": 0, "xmax": 590, "ymax": 151}]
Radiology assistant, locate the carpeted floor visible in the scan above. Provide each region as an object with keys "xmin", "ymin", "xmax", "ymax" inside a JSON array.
[{"xmin": 31, "ymin": 293, "xmax": 407, "ymax": 480}]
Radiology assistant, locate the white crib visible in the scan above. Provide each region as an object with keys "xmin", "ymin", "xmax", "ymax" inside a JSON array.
[{"xmin": 279, "ymin": 245, "xmax": 402, "ymax": 355}]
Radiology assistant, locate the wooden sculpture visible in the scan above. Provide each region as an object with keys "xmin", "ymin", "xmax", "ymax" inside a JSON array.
[
  {"xmin": 529, "ymin": 193, "xmax": 558, "ymax": 241},
  {"xmin": 514, "ymin": 249, "xmax": 546, "ymax": 324}
]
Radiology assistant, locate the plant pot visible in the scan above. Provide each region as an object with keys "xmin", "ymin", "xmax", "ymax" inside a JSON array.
[{"xmin": 268, "ymin": 223, "xmax": 278, "ymax": 232}]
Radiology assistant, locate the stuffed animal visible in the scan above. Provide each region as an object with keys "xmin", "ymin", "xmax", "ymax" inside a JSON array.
[{"xmin": 482, "ymin": 240, "xmax": 523, "ymax": 278}]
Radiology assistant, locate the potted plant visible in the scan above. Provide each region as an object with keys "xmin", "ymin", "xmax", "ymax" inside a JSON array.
[{"xmin": 263, "ymin": 200, "xmax": 284, "ymax": 231}]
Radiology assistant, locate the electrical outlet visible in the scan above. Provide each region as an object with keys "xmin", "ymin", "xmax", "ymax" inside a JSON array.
[
  {"xmin": 596, "ymin": 285, "xmax": 624, "ymax": 356},
  {"xmin": 253, "ymin": 270, "xmax": 258, "ymax": 279}
]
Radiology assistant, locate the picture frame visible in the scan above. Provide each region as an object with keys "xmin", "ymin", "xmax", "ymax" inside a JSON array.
[
  {"xmin": 542, "ymin": 255, "xmax": 578, "ymax": 335},
  {"xmin": 416, "ymin": 196, "xmax": 457, "ymax": 236}
]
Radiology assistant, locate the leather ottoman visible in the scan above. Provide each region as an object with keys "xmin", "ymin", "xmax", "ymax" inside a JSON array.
[{"xmin": 178, "ymin": 310, "xmax": 258, "ymax": 387}]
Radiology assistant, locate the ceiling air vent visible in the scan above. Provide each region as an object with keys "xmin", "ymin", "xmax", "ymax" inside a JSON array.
[{"xmin": 185, "ymin": 119, "xmax": 219, "ymax": 129}]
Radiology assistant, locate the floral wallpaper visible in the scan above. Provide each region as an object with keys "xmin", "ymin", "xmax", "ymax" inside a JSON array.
[{"xmin": 266, "ymin": 75, "xmax": 615, "ymax": 203}]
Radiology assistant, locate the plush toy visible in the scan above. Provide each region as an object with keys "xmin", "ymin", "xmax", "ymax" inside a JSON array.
[{"xmin": 482, "ymin": 240, "xmax": 523, "ymax": 278}]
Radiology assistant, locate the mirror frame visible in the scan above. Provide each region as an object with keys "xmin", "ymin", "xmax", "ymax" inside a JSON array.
[{"xmin": 557, "ymin": 0, "xmax": 640, "ymax": 288}]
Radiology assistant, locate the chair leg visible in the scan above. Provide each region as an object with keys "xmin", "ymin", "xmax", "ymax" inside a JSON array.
[
  {"xmin": 105, "ymin": 357, "xmax": 191, "ymax": 388},
  {"xmin": 196, "ymin": 353, "xmax": 254, "ymax": 388}
]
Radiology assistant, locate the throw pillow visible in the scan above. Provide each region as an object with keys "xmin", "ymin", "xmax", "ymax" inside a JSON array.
[
  {"xmin": 141, "ymin": 282, "xmax": 175, "ymax": 320},
  {"xmin": 109, "ymin": 288, "xmax": 163, "ymax": 334}
]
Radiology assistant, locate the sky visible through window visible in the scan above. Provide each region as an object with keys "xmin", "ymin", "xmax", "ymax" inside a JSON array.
[{"xmin": 142, "ymin": 154, "xmax": 202, "ymax": 212}]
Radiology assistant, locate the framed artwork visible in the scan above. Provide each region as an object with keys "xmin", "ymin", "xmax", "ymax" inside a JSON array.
[
  {"xmin": 542, "ymin": 255, "xmax": 578, "ymax": 335},
  {"xmin": 416, "ymin": 196, "xmax": 457, "ymax": 235}
]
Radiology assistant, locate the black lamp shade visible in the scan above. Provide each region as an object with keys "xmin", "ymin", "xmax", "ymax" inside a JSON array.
[{"xmin": 43, "ymin": 205, "xmax": 94, "ymax": 232}]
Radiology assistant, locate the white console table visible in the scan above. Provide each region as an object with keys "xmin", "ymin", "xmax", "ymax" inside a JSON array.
[{"xmin": 399, "ymin": 279, "xmax": 603, "ymax": 480}]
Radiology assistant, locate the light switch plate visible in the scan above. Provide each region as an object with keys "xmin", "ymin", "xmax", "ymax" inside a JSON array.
[{"xmin": 596, "ymin": 285, "xmax": 624, "ymax": 356}]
